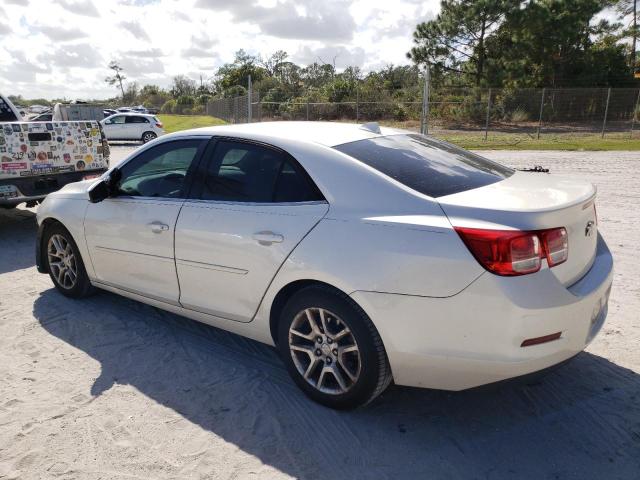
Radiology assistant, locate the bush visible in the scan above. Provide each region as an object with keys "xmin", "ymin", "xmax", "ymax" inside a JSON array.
[
  {"xmin": 176, "ymin": 95, "xmax": 195, "ymax": 106},
  {"xmin": 161, "ymin": 99, "xmax": 177, "ymax": 113},
  {"xmin": 510, "ymin": 108, "xmax": 529, "ymax": 123},
  {"xmin": 197, "ymin": 94, "xmax": 211, "ymax": 106},
  {"xmin": 392, "ymin": 104, "xmax": 408, "ymax": 121}
]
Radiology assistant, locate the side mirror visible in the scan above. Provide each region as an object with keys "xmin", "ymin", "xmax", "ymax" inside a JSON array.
[
  {"xmin": 88, "ymin": 180, "xmax": 109, "ymax": 203},
  {"xmin": 88, "ymin": 168, "xmax": 121, "ymax": 203}
]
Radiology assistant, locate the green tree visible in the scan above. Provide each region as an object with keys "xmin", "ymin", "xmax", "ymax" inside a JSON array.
[
  {"xmin": 486, "ymin": 0, "xmax": 627, "ymax": 87},
  {"xmin": 616, "ymin": 0, "xmax": 639, "ymax": 68},
  {"xmin": 300, "ymin": 62, "xmax": 335, "ymax": 88},
  {"xmin": 170, "ymin": 75, "xmax": 197, "ymax": 98},
  {"xmin": 105, "ymin": 61, "xmax": 126, "ymax": 99},
  {"xmin": 215, "ymin": 49, "xmax": 266, "ymax": 92},
  {"xmin": 408, "ymin": 0, "xmax": 514, "ymax": 86}
]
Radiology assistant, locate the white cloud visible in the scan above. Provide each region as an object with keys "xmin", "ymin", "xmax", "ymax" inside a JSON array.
[
  {"xmin": 0, "ymin": 0, "xmax": 440, "ymax": 100},
  {"xmin": 53, "ymin": 0, "xmax": 100, "ymax": 17}
]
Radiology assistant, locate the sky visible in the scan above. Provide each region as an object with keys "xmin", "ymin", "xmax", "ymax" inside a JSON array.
[{"xmin": 0, "ymin": 0, "xmax": 438, "ymax": 100}]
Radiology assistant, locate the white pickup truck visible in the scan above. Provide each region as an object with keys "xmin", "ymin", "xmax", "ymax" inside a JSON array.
[{"xmin": 0, "ymin": 94, "xmax": 109, "ymax": 209}]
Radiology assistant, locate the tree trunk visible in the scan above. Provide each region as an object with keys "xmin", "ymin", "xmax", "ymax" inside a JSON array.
[
  {"xmin": 476, "ymin": 19, "xmax": 486, "ymax": 88},
  {"xmin": 118, "ymin": 76, "xmax": 125, "ymax": 100},
  {"xmin": 633, "ymin": 0, "xmax": 637, "ymax": 70}
]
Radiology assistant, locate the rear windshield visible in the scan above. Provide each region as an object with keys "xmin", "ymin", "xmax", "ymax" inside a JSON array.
[{"xmin": 334, "ymin": 134, "xmax": 513, "ymax": 198}]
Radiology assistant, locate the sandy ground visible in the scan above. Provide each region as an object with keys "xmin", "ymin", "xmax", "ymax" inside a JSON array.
[{"xmin": 0, "ymin": 148, "xmax": 639, "ymax": 479}]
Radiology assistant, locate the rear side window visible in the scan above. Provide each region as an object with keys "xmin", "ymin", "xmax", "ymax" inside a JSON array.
[
  {"xmin": 126, "ymin": 116, "xmax": 149, "ymax": 123},
  {"xmin": 334, "ymin": 134, "xmax": 513, "ymax": 198},
  {"xmin": 199, "ymin": 140, "xmax": 323, "ymax": 203}
]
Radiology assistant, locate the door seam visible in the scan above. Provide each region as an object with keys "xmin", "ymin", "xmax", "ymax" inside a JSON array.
[{"xmin": 248, "ymin": 204, "xmax": 331, "ymax": 323}]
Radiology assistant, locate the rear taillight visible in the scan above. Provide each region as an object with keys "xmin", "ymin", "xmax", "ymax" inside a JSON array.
[
  {"xmin": 155, "ymin": 122, "xmax": 163, "ymax": 128},
  {"xmin": 455, "ymin": 226, "xmax": 568, "ymax": 276},
  {"xmin": 540, "ymin": 227, "xmax": 568, "ymax": 267}
]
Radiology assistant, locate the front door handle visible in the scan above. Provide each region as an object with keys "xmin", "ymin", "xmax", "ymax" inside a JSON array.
[
  {"xmin": 253, "ymin": 231, "xmax": 284, "ymax": 245},
  {"xmin": 148, "ymin": 221, "xmax": 169, "ymax": 233}
]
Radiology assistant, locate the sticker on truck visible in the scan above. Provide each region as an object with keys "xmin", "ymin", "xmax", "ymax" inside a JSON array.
[{"xmin": 0, "ymin": 120, "xmax": 108, "ymax": 180}]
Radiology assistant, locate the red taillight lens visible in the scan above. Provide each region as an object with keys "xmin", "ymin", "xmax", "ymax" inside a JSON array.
[
  {"xmin": 155, "ymin": 122, "xmax": 163, "ymax": 128},
  {"xmin": 540, "ymin": 227, "xmax": 568, "ymax": 267},
  {"xmin": 454, "ymin": 228, "xmax": 541, "ymax": 276},
  {"xmin": 455, "ymin": 226, "xmax": 569, "ymax": 276}
]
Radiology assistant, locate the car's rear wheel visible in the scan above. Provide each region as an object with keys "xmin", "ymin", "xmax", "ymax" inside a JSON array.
[
  {"xmin": 44, "ymin": 224, "xmax": 94, "ymax": 298},
  {"xmin": 141, "ymin": 131, "xmax": 157, "ymax": 143},
  {"xmin": 278, "ymin": 285, "xmax": 392, "ymax": 409}
]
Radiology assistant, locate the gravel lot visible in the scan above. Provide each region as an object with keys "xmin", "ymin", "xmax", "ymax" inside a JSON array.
[{"xmin": 0, "ymin": 148, "xmax": 639, "ymax": 479}]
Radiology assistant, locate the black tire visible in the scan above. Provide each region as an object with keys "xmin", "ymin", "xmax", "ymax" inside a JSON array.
[
  {"xmin": 43, "ymin": 223, "xmax": 95, "ymax": 299},
  {"xmin": 141, "ymin": 131, "xmax": 157, "ymax": 143},
  {"xmin": 277, "ymin": 285, "xmax": 392, "ymax": 410}
]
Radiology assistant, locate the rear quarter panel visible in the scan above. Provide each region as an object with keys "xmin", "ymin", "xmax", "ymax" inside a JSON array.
[{"xmin": 266, "ymin": 215, "xmax": 484, "ymax": 299}]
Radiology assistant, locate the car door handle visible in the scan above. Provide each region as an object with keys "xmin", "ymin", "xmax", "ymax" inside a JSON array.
[
  {"xmin": 148, "ymin": 222, "xmax": 169, "ymax": 233},
  {"xmin": 253, "ymin": 231, "xmax": 284, "ymax": 245}
]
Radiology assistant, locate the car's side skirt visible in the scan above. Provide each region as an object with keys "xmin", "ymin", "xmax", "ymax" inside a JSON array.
[{"xmin": 91, "ymin": 281, "xmax": 275, "ymax": 346}]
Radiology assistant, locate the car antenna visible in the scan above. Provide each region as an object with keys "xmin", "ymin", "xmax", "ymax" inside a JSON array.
[
  {"xmin": 359, "ymin": 122, "xmax": 381, "ymax": 134},
  {"xmin": 518, "ymin": 165, "xmax": 550, "ymax": 173}
]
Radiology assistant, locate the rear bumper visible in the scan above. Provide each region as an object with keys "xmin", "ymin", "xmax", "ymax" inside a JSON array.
[
  {"xmin": 351, "ymin": 233, "xmax": 613, "ymax": 390},
  {"xmin": 0, "ymin": 170, "xmax": 105, "ymax": 207}
]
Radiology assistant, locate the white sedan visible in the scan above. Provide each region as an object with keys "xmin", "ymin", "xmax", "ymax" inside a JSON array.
[
  {"xmin": 101, "ymin": 113, "xmax": 164, "ymax": 143},
  {"xmin": 35, "ymin": 122, "xmax": 613, "ymax": 409}
]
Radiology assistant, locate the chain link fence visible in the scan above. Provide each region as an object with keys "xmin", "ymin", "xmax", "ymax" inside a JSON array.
[{"xmin": 205, "ymin": 85, "xmax": 640, "ymax": 139}]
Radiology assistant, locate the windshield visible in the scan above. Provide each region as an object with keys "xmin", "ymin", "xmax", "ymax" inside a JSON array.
[
  {"xmin": 334, "ymin": 134, "xmax": 514, "ymax": 198},
  {"xmin": 0, "ymin": 97, "xmax": 19, "ymax": 122}
]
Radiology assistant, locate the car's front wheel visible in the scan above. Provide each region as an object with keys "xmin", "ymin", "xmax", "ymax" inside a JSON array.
[
  {"xmin": 278, "ymin": 285, "xmax": 392, "ymax": 409},
  {"xmin": 141, "ymin": 131, "xmax": 157, "ymax": 143},
  {"xmin": 44, "ymin": 223, "xmax": 94, "ymax": 298}
]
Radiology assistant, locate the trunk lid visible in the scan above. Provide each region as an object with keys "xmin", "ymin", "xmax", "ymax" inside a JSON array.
[{"xmin": 437, "ymin": 171, "xmax": 598, "ymax": 286}]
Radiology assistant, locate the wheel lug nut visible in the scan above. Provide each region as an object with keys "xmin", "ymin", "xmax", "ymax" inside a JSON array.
[
  {"xmin": 326, "ymin": 357, "xmax": 332, "ymax": 364},
  {"xmin": 315, "ymin": 349, "xmax": 322, "ymax": 356},
  {"xmin": 332, "ymin": 349, "xmax": 338, "ymax": 356},
  {"xmin": 327, "ymin": 338, "xmax": 333, "ymax": 344},
  {"xmin": 316, "ymin": 336, "xmax": 323, "ymax": 343}
]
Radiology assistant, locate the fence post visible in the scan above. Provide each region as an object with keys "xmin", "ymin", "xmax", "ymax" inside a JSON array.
[
  {"xmin": 247, "ymin": 74, "xmax": 252, "ymax": 123},
  {"xmin": 484, "ymin": 88, "xmax": 492, "ymax": 141},
  {"xmin": 631, "ymin": 89, "xmax": 640, "ymax": 137},
  {"xmin": 306, "ymin": 99, "xmax": 309, "ymax": 121},
  {"xmin": 233, "ymin": 97, "xmax": 238, "ymax": 123},
  {"xmin": 420, "ymin": 65, "xmax": 430, "ymax": 135},
  {"xmin": 536, "ymin": 88, "xmax": 545, "ymax": 139},
  {"xmin": 257, "ymin": 91, "xmax": 261, "ymax": 122},
  {"xmin": 601, "ymin": 87, "xmax": 611, "ymax": 138},
  {"xmin": 356, "ymin": 87, "xmax": 360, "ymax": 122}
]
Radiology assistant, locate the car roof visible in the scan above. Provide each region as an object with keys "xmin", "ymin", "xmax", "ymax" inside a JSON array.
[
  {"xmin": 108, "ymin": 112, "xmax": 154, "ymax": 117},
  {"xmin": 179, "ymin": 121, "xmax": 409, "ymax": 147}
]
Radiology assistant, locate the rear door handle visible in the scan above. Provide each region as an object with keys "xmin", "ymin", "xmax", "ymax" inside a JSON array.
[
  {"xmin": 253, "ymin": 231, "xmax": 284, "ymax": 245},
  {"xmin": 148, "ymin": 221, "xmax": 169, "ymax": 233}
]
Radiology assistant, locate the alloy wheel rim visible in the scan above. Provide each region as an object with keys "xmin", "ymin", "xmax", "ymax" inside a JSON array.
[
  {"xmin": 47, "ymin": 234, "xmax": 78, "ymax": 289},
  {"xmin": 143, "ymin": 133, "xmax": 155, "ymax": 142},
  {"xmin": 288, "ymin": 307, "xmax": 361, "ymax": 395}
]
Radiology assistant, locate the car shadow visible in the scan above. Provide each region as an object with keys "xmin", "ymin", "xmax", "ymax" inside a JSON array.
[
  {"xmin": 33, "ymin": 288, "xmax": 640, "ymax": 479},
  {"xmin": 0, "ymin": 207, "xmax": 37, "ymax": 274}
]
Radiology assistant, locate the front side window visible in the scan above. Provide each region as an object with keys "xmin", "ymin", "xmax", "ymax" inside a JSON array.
[
  {"xmin": 334, "ymin": 134, "xmax": 514, "ymax": 198},
  {"xmin": 117, "ymin": 139, "xmax": 203, "ymax": 198},
  {"xmin": 199, "ymin": 140, "xmax": 323, "ymax": 203},
  {"xmin": 107, "ymin": 116, "xmax": 126, "ymax": 124}
]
